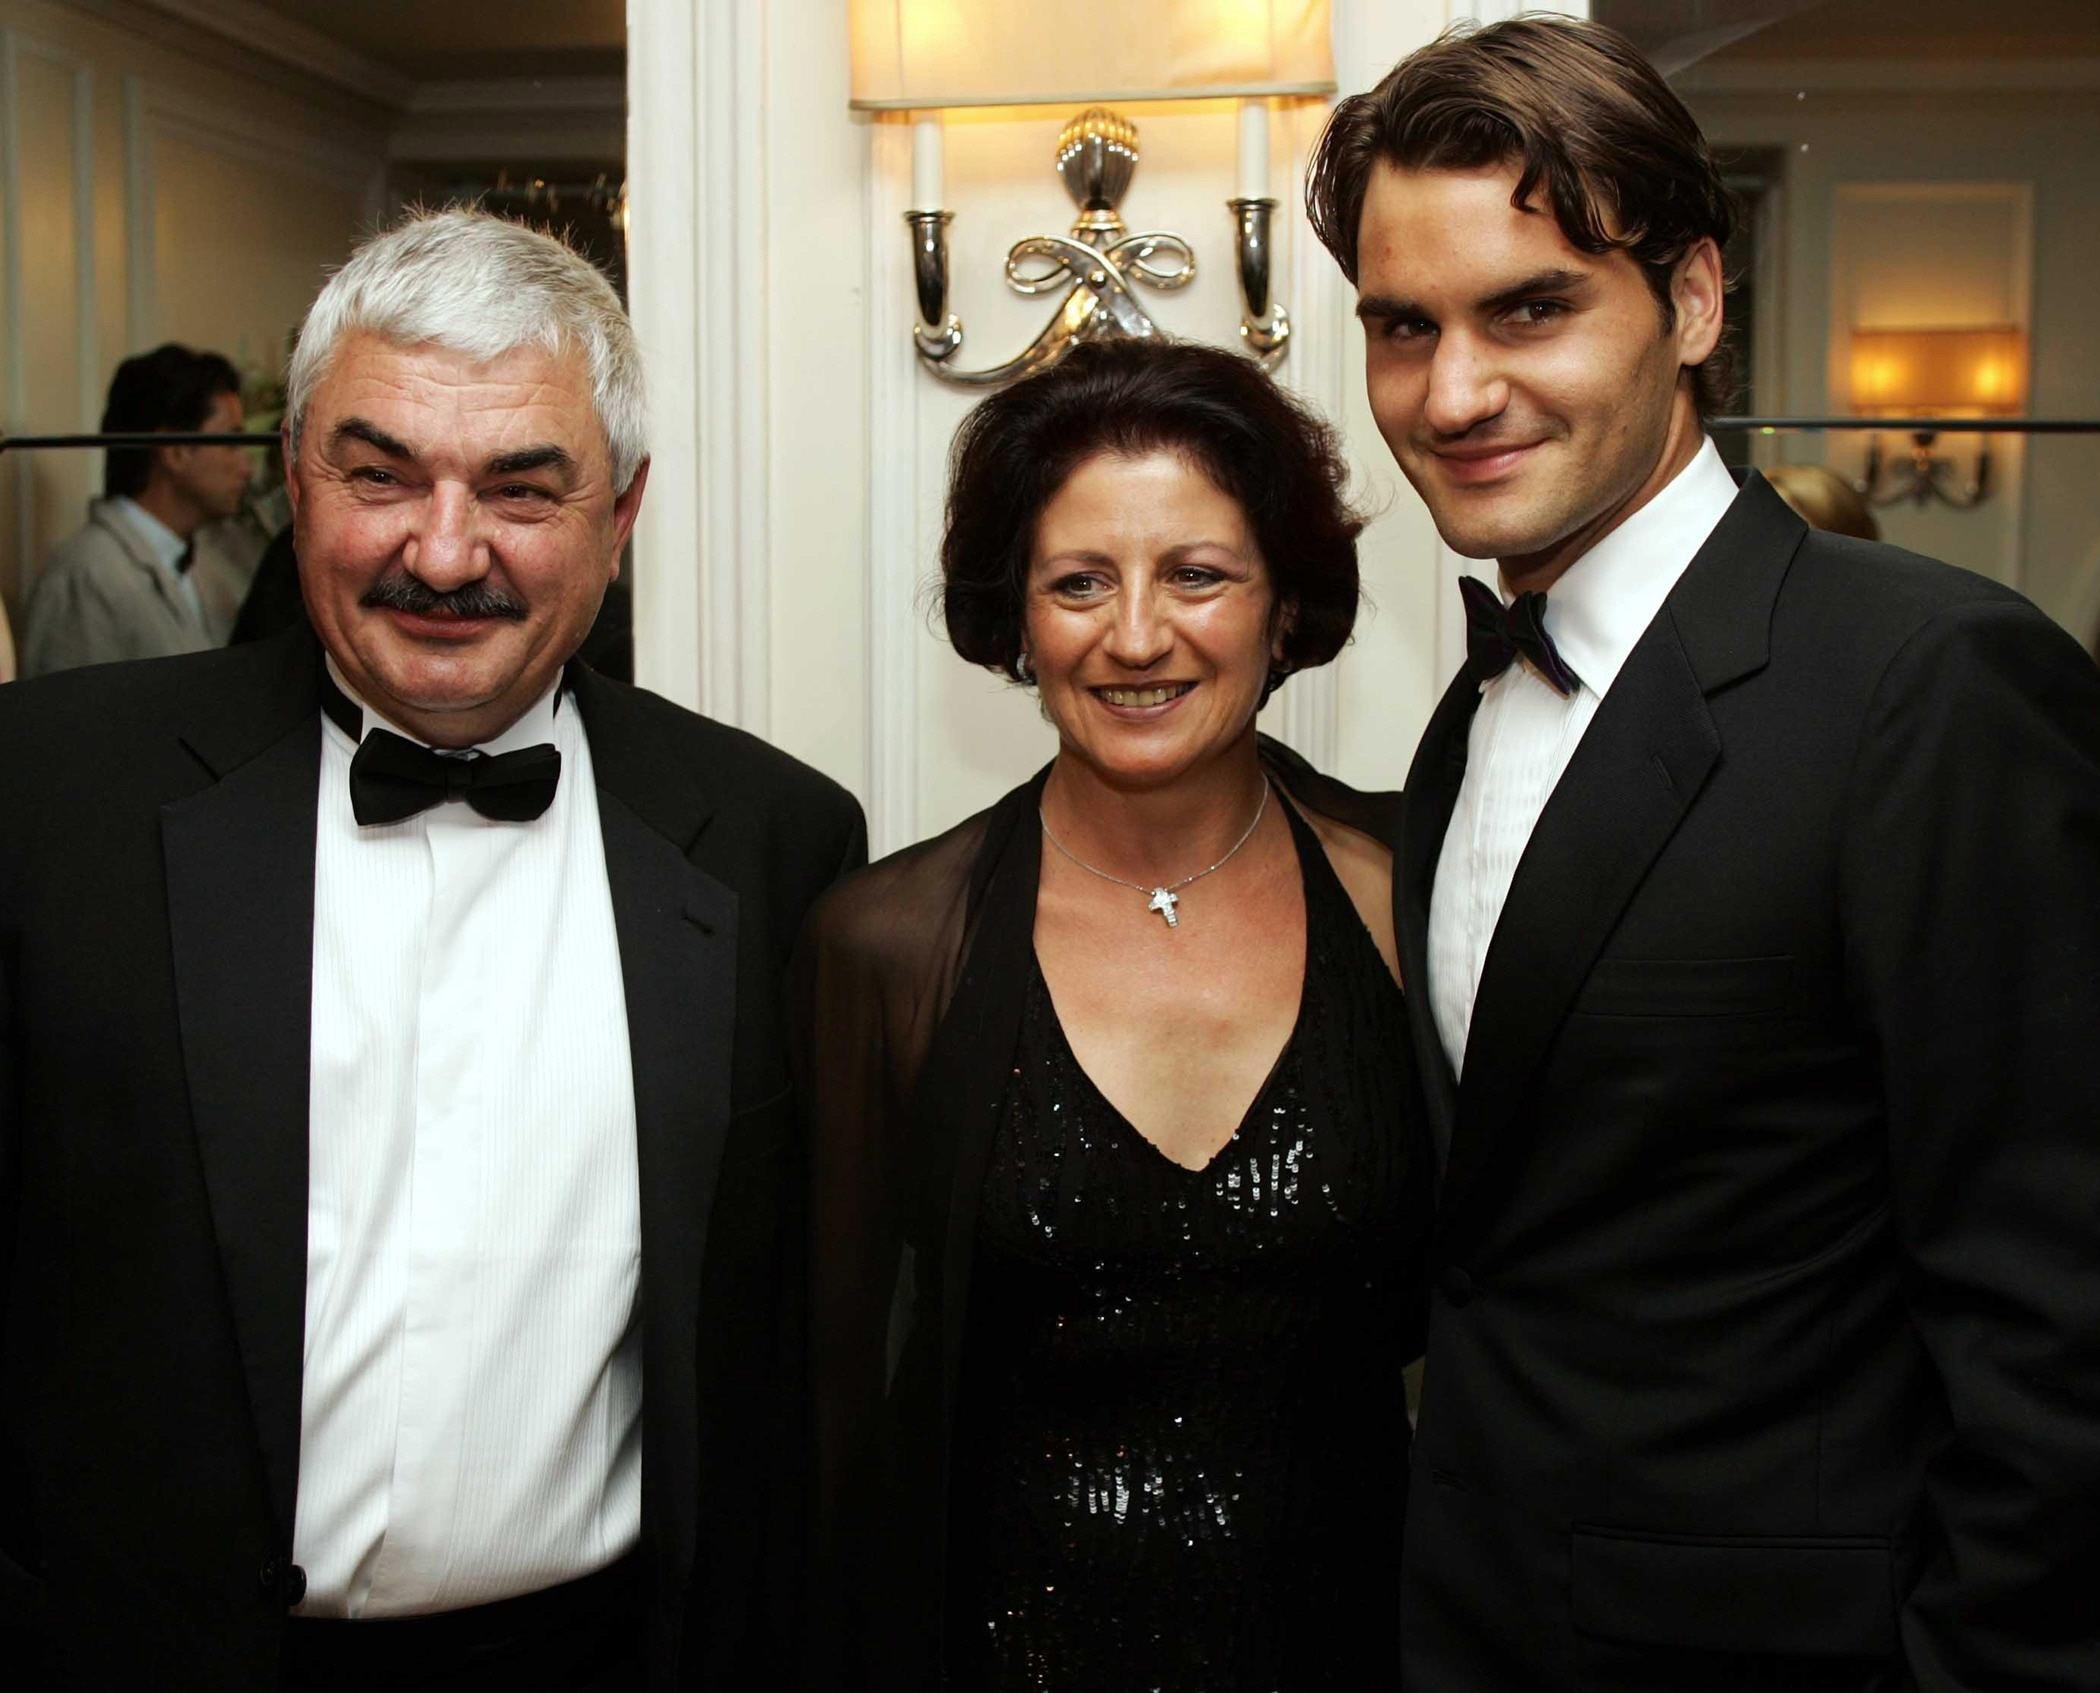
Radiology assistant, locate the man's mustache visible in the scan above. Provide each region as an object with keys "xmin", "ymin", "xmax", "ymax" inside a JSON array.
[{"xmin": 360, "ymin": 571, "xmax": 528, "ymax": 621}]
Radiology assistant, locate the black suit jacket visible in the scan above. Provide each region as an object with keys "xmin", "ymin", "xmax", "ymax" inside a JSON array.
[
  {"xmin": 0, "ymin": 628, "xmax": 865, "ymax": 1689},
  {"xmin": 1396, "ymin": 474, "xmax": 2100, "ymax": 1691}
]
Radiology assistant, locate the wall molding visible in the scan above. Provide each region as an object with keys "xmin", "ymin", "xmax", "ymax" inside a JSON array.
[
  {"xmin": 625, "ymin": 0, "xmax": 702, "ymax": 712},
  {"xmin": 407, "ymin": 76, "xmax": 625, "ymax": 115},
  {"xmin": 0, "ymin": 30, "xmax": 98, "ymax": 588},
  {"xmin": 865, "ymin": 117, "xmax": 921, "ymax": 855},
  {"xmin": 1678, "ymin": 56, "xmax": 2100, "ymax": 96},
  {"xmin": 125, "ymin": 0, "xmax": 406, "ymax": 109},
  {"xmin": 391, "ymin": 77, "xmax": 625, "ymax": 165},
  {"xmin": 66, "ymin": 53, "xmax": 95, "ymax": 435},
  {"xmin": 121, "ymin": 71, "xmax": 153, "ymax": 349},
  {"xmin": 703, "ymin": 0, "xmax": 772, "ymax": 734},
  {"xmin": 139, "ymin": 79, "xmax": 381, "ymax": 188},
  {"xmin": 2, "ymin": 30, "xmax": 27, "ymax": 580},
  {"xmin": 626, "ymin": 0, "xmax": 773, "ymax": 732}
]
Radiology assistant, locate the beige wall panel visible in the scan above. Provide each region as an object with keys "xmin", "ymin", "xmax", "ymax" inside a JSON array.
[{"xmin": 150, "ymin": 134, "xmax": 361, "ymax": 378}]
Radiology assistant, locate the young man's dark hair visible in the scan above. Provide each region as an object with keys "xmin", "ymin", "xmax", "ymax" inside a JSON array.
[
  {"xmin": 1306, "ymin": 13, "xmax": 1738, "ymax": 415},
  {"xmin": 100, "ymin": 342, "xmax": 242, "ymax": 497}
]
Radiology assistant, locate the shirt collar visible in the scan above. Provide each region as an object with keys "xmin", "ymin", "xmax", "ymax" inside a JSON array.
[
  {"xmin": 1498, "ymin": 436, "xmax": 1739, "ymax": 700},
  {"xmin": 323, "ymin": 652, "xmax": 563, "ymax": 756},
  {"xmin": 106, "ymin": 496, "xmax": 190, "ymax": 577}
]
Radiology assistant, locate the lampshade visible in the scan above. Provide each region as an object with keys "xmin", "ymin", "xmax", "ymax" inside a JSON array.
[
  {"xmin": 1848, "ymin": 326, "xmax": 2028, "ymax": 416},
  {"xmin": 848, "ymin": 0, "xmax": 1334, "ymax": 110}
]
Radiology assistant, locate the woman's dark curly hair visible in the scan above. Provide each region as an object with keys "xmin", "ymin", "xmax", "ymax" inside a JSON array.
[{"xmin": 941, "ymin": 338, "xmax": 1364, "ymax": 699}]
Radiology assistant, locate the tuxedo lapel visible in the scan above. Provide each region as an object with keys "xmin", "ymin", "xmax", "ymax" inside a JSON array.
[
  {"xmin": 571, "ymin": 670, "xmax": 736, "ymax": 1593},
  {"xmin": 161, "ymin": 630, "xmax": 323, "ymax": 1544},
  {"xmin": 1436, "ymin": 474, "xmax": 1805, "ymax": 1235},
  {"xmin": 1399, "ymin": 669, "xmax": 1479, "ymax": 1162}
]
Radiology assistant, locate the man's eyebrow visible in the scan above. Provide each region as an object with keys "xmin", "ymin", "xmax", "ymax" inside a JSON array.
[
  {"xmin": 331, "ymin": 417, "xmax": 414, "ymax": 459},
  {"xmin": 1356, "ymin": 293, "xmax": 1421, "ymax": 324},
  {"xmin": 1478, "ymin": 267, "xmax": 1590, "ymax": 313},
  {"xmin": 1355, "ymin": 268, "xmax": 1593, "ymax": 326},
  {"xmin": 484, "ymin": 444, "xmax": 576, "ymax": 479}
]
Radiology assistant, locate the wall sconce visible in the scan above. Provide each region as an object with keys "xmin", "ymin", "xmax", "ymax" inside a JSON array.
[
  {"xmin": 1847, "ymin": 325, "xmax": 2028, "ymax": 507},
  {"xmin": 849, "ymin": 1, "xmax": 1334, "ymax": 386}
]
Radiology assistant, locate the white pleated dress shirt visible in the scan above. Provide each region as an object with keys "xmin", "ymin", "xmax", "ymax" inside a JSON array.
[
  {"xmin": 293, "ymin": 660, "xmax": 641, "ymax": 1618},
  {"xmin": 1428, "ymin": 438, "xmax": 1739, "ymax": 1078}
]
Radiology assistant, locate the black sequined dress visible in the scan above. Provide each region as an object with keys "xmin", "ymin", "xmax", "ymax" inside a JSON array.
[{"xmin": 948, "ymin": 799, "xmax": 1417, "ymax": 1692}]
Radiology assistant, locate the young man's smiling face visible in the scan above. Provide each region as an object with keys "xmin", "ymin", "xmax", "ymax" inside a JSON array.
[{"xmin": 1354, "ymin": 159, "xmax": 1722, "ymax": 590}]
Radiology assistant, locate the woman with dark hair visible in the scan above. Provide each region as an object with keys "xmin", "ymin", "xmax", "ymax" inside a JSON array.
[{"xmin": 798, "ymin": 338, "xmax": 1426, "ymax": 1691}]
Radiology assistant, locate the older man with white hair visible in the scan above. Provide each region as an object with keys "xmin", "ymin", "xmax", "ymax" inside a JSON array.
[{"xmin": 0, "ymin": 210, "xmax": 864, "ymax": 1690}]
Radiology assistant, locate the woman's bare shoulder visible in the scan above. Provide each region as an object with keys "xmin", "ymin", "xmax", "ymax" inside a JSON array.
[{"xmin": 1277, "ymin": 780, "xmax": 1401, "ymax": 989}]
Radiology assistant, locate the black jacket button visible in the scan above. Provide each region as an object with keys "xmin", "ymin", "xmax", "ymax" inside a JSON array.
[
  {"xmin": 1440, "ymin": 1266, "xmax": 1475, "ymax": 1306},
  {"xmin": 258, "ymin": 1555, "xmax": 307, "ymax": 1607}
]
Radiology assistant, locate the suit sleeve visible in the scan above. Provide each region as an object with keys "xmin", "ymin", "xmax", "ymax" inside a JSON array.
[
  {"xmin": 21, "ymin": 565, "xmax": 148, "ymax": 677},
  {"xmin": 747, "ymin": 788, "xmax": 869, "ymax": 1677},
  {"xmin": 1839, "ymin": 597, "xmax": 2100, "ymax": 1690}
]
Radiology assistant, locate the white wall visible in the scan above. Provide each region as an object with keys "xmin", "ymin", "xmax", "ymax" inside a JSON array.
[
  {"xmin": 628, "ymin": 0, "xmax": 1464, "ymax": 853},
  {"xmin": 0, "ymin": 0, "xmax": 388, "ymax": 623}
]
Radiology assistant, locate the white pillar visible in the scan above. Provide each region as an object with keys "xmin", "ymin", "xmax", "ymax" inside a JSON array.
[
  {"xmin": 625, "ymin": 0, "xmax": 874, "ymax": 797},
  {"xmin": 625, "ymin": 0, "xmax": 773, "ymax": 732}
]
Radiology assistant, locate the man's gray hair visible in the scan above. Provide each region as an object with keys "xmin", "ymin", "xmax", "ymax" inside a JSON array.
[{"xmin": 286, "ymin": 209, "xmax": 647, "ymax": 490}]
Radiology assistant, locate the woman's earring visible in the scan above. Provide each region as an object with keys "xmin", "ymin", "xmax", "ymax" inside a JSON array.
[{"xmin": 1016, "ymin": 650, "xmax": 1035, "ymax": 685}]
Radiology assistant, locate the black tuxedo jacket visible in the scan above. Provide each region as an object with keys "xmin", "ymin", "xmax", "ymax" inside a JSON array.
[
  {"xmin": 1396, "ymin": 474, "xmax": 2100, "ymax": 1691},
  {"xmin": 0, "ymin": 628, "xmax": 865, "ymax": 1689}
]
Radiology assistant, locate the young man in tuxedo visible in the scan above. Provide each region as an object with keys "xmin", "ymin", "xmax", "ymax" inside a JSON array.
[
  {"xmin": 0, "ymin": 211, "xmax": 864, "ymax": 1689},
  {"xmin": 1309, "ymin": 17, "xmax": 2100, "ymax": 1690}
]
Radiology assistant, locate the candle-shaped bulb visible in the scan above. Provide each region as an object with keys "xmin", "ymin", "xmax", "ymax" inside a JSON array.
[
  {"xmin": 1237, "ymin": 99, "xmax": 1270, "ymax": 202},
  {"xmin": 912, "ymin": 114, "xmax": 944, "ymax": 212}
]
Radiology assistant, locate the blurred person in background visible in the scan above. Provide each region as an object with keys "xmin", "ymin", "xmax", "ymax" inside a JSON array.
[
  {"xmin": 21, "ymin": 342, "xmax": 250, "ymax": 675},
  {"xmin": 1765, "ymin": 460, "xmax": 1879, "ymax": 541}
]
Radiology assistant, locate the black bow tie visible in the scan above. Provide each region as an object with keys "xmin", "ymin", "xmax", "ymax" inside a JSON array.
[
  {"xmin": 1459, "ymin": 575, "xmax": 1582, "ymax": 697},
  {"xmin": 319, "ymin": 669, "xmax": 562, "ymax": 826}
]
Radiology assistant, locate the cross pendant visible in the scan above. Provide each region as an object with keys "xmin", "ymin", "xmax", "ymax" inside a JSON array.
[{"xmin": 1147, "ymin": 887, "xmax": 1180, "ymax": 928}]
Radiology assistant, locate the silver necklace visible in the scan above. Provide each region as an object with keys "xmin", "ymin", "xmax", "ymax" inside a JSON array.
[{"xmin": 1039, "ymin": 780, "xmax": 1271, "ymax": 929}]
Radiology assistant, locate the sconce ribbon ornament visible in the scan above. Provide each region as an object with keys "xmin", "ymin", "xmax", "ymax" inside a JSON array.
[{"xmin": 908, "ymin": 108, "xmax": 1287, "ymax": 387}]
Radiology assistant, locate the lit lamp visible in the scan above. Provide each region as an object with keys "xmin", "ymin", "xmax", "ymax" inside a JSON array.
[
  {"xmin": 1847, "ymin": 325, "xmax": 2028, "ymax": 507},
  {"xmin": 849, "ymin": 0, "xmax": 1335, "ymax": 385}
]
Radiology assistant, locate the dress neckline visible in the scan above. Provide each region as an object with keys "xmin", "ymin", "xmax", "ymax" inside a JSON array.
[{"xmin": 1028, "ymin": 798, "xmax": 1335, "ymax": 1175}]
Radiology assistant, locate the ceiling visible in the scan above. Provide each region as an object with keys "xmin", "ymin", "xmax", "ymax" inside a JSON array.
[
  {"xmin": 254, "ymin": 0, "xmax": 624, "ymax": 83},
  {"xmin": 237, "ymin": 0, "xmax": 2100, "ymax": 102},
  {"xmin": 1602, "ymin": 0, "xmax": 2100, "ymax": 72}
]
